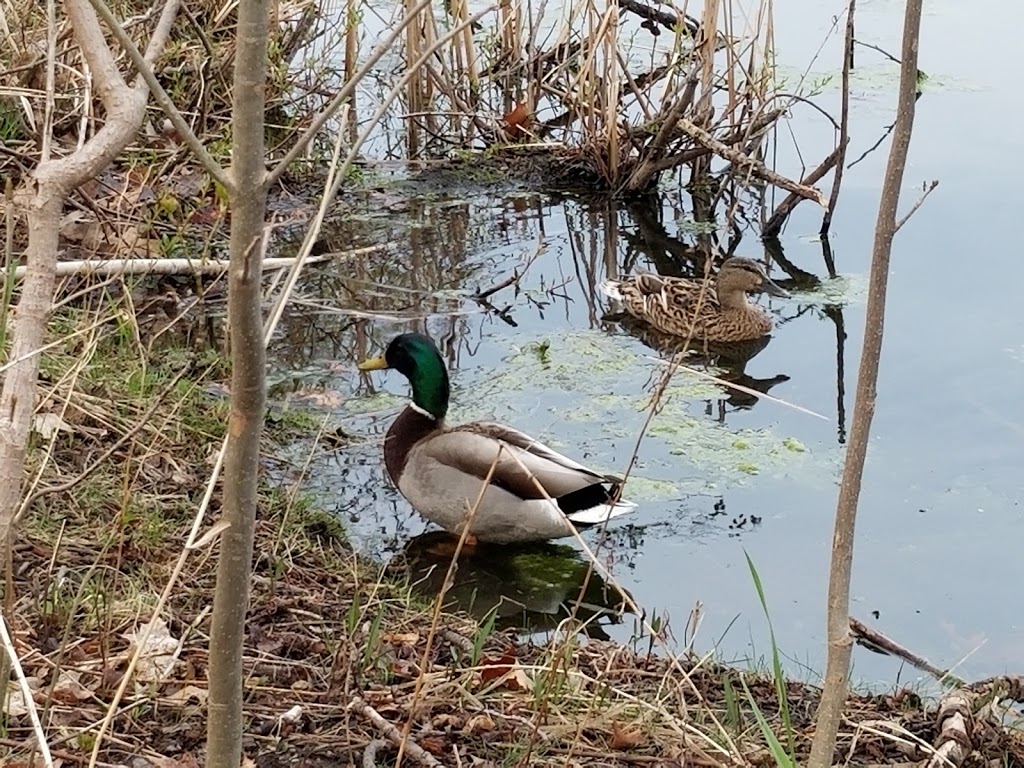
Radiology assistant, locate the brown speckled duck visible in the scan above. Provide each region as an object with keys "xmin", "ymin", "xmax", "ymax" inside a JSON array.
[
  {"xmin": 599, "ymin": 257, "xmax": 789, "ymax": 342},
  {"xmin": 358, "ymin": 333, "xmax": 637, "ymax": 544}
]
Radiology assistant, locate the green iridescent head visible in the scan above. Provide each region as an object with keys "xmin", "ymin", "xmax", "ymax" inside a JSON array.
[{"xmin": 358, "ymin": 333, "xmax": 450, "ymax": 420}]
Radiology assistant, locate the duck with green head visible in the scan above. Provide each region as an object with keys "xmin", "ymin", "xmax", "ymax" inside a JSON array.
[{"xmin": 358, "ymin": 333, "xmax": 637, "ymax": 544}]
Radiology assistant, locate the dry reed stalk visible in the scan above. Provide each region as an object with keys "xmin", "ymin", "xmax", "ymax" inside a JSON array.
[
  {"xmin": 405, "ymin": 0, "xmax": 423, "ymax": 155},
  {"xmin": 450, "ymin": 0, "xmax": 480, "ymax": 118},
  {"xmin": 696, "ymin": 0, "xmax": 719, "ymax": 124},
  {"xmin": 602, "ymin": 0, "xmax": 621, "ymax": 182},
  {"xmin": 0, "ymin": 611, "xmax": 54, "ymax": 766},
  {"xmin": 344, "ymin": 0, "xmax": 360, "ymax": 143},
  {"xmin": 496, "ymin": 0, "xmax": 521, "ymax": 114}
]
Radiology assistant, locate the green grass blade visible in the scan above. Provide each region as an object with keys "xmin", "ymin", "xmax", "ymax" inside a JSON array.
[
  {"xmin": 744, "ymin": 550, "xmax": 796, "ymax": 759},
  {"xmin": 741, "ymin": 677, "xmax": 795, "ymax": 768}
]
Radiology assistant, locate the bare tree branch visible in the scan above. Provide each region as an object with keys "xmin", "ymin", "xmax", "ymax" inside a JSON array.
[
  {"xmin": 894, "ymin": 179, "xmax": 938, "ymax": 233},
  {"xmin": 81, "ymin": 0, "xmax": 230, "ymax": 188},
  {"xmin": 820, "ymin": 0, "xmax": 856, "ymax": 236},
  {"xmin": 807, "ymin": 1, "xmax": 924, "ymax": 766},
  {"xmin": 0, "ymin": 0, "xmax": 181, "ymax": 551}
]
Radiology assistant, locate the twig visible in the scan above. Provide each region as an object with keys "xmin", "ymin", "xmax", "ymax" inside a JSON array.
[
  {"xmin": 821, "ymin": 0, "xmax": 856, "ymax": 236},
  {"xmin": 618, "ymin": 0, "xmax": 700, "ymax": 35},
  {"xmin": 673, "ymin": 114, "xmax": 828, "ymax": 206},
  {"xmin": 363, "ymin": 739, "xmax": 390, "ymax": 768},
  {"xmin": 395, "ymin": 450, "xmax": 499, "ymax": 767},
  {"xmin": 847, "ymin": 119, "xmax": 896, "ymax": 169},
  {"xmin": 351, "ymin": 697, "xmax": 443, "ymax": 767},
  {"xmin": 893, "ymin": 180, "xmax": 939, "ymax": 233},
  {"xmin": 473, "ymin": 237, "xmax": 544, "ymax": 301},
  {"xmin": 762, "ymin": 145, "xmax": 843, "ymax": 237},
  {"xmin": 848, "ymin": 617, "xmax": 947, "ymax": 681},
  {"xmin": 854, "ymin": 38, "xmax": 900, "ymax": 64},
  {"xmin": 0, "ymin": 612, "xmax": 54, "ymax": 767},
  {"xmin": 474, "ymin": 272, "xmax": 518, "ymax": 300}
]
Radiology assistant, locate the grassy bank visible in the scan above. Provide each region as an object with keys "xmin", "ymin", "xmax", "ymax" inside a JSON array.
[{"xmin": 1, "ymin": 300, "xmax": 1019, "ymax": 766}]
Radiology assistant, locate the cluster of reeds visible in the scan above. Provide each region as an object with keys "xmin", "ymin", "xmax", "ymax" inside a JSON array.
[{"xmin": 397, "ymin": 0, "xmax": 810, "ymax": 197}]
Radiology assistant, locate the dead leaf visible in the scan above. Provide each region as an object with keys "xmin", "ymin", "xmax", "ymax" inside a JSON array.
[
  {"xmin": 4, "ymin": 678, "xmax": 40, "ymax": 717},
  {"xmin": 123, "ymin": 617, "xmax": 180, "ymax": 682},
  {"xmin": 479, "ymin": 653, "xmax": 531, "ymax": 691},
  {"xmin": 609, "ymin": 721, "xmax": 645, "ymax": 750},
  {"xmin": 165, "ymin": 684, "xmax": 208, "ymax": 705},
  {"xmin": 432, "ymin": 713, "xmax": 465, "ymax": 730},
  {"xmin": 382, "ymin": 631, "xmax": 418, "ymax": 645},
  {"xmin": 418, "ymin": 734, "xmax": 447, "ymax": 755},
  {"xmin": 501, "ymin": 102, "xmax": 532, "ymax": 139},
  {"xmin": 51, "ymin": 670, "xmax": 92, "ymax": 703},
  {"xmin": 117, "ymin": 225, "xmax": 162, "ymax": 258},
  {"xmin": 462, "ymin": 713, "xmax": 496, "ymax": 735},
  {"xmin": 32, "ymin": 412, "xmax": 73, "ymax": 439},
  {"xmin": 59, "ymin": 211, "xmax": 98, "ymax": 243}
]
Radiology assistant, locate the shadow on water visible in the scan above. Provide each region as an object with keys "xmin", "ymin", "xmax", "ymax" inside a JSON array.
[{"xmin": 390, "ymin": 531, "xmax": 634, "ymax": 641}]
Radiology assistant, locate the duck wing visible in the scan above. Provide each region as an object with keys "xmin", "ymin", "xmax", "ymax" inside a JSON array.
[{"xmin": 417, "ymin": 422, "xmax": 619, "ymax": 503}]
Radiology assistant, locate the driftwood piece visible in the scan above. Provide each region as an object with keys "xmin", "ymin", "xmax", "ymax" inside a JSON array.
[
  {"xmin": 350, "ymin": 696, "xmax": 443, "ymax": 767},
  {"xmin": 848, "ymin": 617, "xmax": 950, "ymax": 682},
  {"xmin": 629, "ymin": 108, "xmax": 785, "ymax": 190},
  {"xmin": 7, "ymin": 244, "xmax": 388, "ymax": 280},
  {"xmin": 362, "ymin": 739, "xmax": 390, "ymax": 768},
  {"xmin": 763, "ymin": 145, "xmax": 843, "ymax": 237},
  {"xmin": 618, "ymin": 0, "xmax": 700, "ymax": 35},
  {"xmin": 929, "ymin": 676, "xmax": 1024, "ymax": 768},
  {"xmin": 673, "ymin": 113, "xmax": 828, "ymax": 208}
]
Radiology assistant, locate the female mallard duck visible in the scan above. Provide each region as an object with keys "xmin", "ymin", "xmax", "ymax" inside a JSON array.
[
  {"xmin": 358, "ymin": 333, "xmax": 637, "ymax": 544},
  {"xmin": 600, "ymin": 257, "xmax": 789, "ymax": 342}
]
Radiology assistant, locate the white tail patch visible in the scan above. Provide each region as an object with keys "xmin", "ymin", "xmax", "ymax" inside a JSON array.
[
  {"xmin": 565, "ymin": 499, "xmax": 637, "ymax": 525},
  {"xmin": 598, "ymin": 279, "xmax": 624, "ymax": 301}
]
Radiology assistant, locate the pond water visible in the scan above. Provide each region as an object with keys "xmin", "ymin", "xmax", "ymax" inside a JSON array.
[{"xmin": 268, "ymin": 0, "xmax": 1024, "ymax": 687}]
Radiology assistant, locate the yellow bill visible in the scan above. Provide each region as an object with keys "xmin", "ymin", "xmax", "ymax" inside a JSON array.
[{"xmin": 358, "ymin": 356, "xmax": 389, "ymax": 371}]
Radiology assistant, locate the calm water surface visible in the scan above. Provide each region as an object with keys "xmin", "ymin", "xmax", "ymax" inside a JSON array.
[{"xmin": 270, "ymin": 0, "xmax": 1024, "ymax": 685}]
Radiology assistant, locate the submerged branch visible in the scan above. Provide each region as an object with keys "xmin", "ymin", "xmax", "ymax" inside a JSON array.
[{"xmin": 821, "ymin": 0, "xmax": 856, "ymax": 236}]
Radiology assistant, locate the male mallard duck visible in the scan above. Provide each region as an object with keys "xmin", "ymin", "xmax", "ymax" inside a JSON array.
[
  {"xmin": 599, "ymin": 257, "xmax": 789, "ymax": 342},
  {"xmin": 358, "ymin": 333, "xmax": 637, "ymax": 544}
]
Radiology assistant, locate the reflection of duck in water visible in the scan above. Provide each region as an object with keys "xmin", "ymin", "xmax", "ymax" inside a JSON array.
[
  {"xmin": 600, "ymin": 257, "xmax": 789, "ymax": 343},
  {"xmin": 611, "ymin": 316, "xmax": 790, "ymax": 410},
  {"xmin": 358, "ymin": 333, "xmax": 637, "ymax": 544},
  {"xmin": 394, "ymin": 531, "xmax": 634, "ymax": 640}
]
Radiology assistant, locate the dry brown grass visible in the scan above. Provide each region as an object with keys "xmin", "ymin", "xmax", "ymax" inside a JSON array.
[
  {"xmin": 2, "ymin": 304, "xmax": 1021, "ymax": 766},
  {"xmin": 7, "ymin": 501, "xmax": 1024, "ymax": 766}
]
